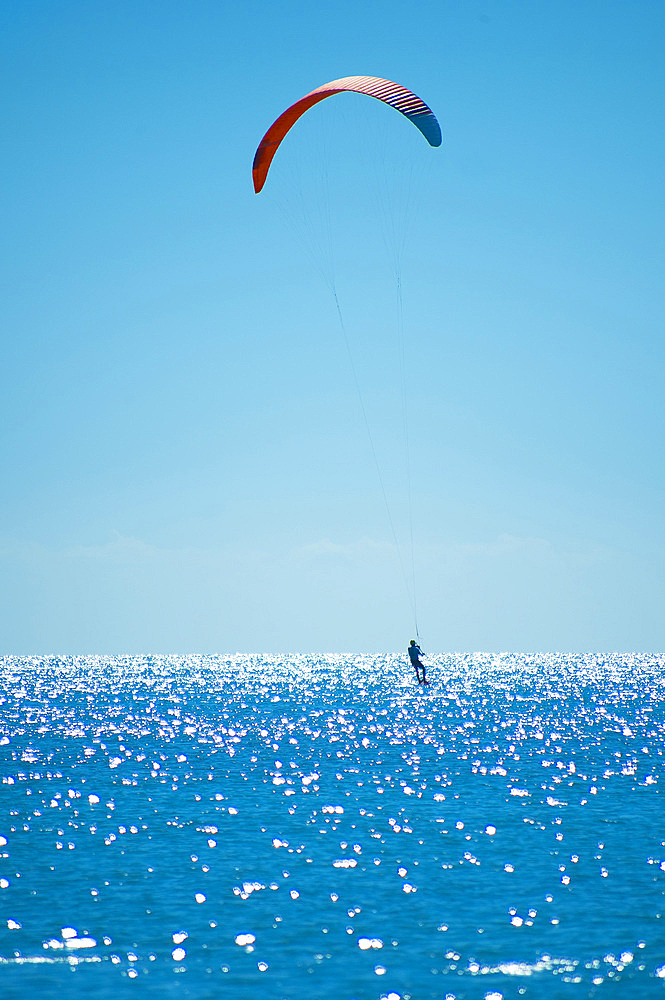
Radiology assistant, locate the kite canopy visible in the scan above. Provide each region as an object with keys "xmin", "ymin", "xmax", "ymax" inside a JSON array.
[{"xmin": 252, "ymin": 75, "xmax": 441, "ymax": 193}]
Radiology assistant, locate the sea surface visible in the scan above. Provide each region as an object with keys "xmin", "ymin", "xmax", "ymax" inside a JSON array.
[{"xmin": 0, "ymin": 653, "xmax": 664, "ymax": 1000}]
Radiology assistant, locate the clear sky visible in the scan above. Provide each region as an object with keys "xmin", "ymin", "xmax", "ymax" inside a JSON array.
[{"xmin": 1, "ymin": 0, "xmax": 664, "ymax": 654}]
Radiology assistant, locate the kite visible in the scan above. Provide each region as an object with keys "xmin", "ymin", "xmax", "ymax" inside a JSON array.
[{"xmin": 252, "ymin": 75, "xmax": 441, "ymax": 193}]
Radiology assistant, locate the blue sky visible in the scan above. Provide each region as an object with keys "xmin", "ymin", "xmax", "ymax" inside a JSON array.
[{"xmin": 1, "ymin": 0, "xmax": 664, "ymax": 653}]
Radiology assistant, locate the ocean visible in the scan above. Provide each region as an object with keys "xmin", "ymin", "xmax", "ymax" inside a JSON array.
[{"xmin": 0, "ymin": 653, "xmax": 663, "ymax": 999}]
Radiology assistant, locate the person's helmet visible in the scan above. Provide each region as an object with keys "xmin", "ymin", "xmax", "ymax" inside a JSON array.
[{"xmin": 410, "ymin": 639, "xmax": 416, "ymax": 646}]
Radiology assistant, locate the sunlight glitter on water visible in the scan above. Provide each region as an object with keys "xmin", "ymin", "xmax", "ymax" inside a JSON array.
[{"xmin": 0, "ymin": 652, "xmax": 664, "ymax": 999}]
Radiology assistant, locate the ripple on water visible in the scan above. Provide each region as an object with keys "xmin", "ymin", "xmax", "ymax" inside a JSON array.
[{"xmin": 0, "ymin": 652, "xmax": 664, "ymax": 999}]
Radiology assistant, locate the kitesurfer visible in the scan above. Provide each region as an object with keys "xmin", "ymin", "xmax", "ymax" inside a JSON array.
[{"xmin": 408, "ymin": 639, "xmax": 428, "ymax": 685}]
